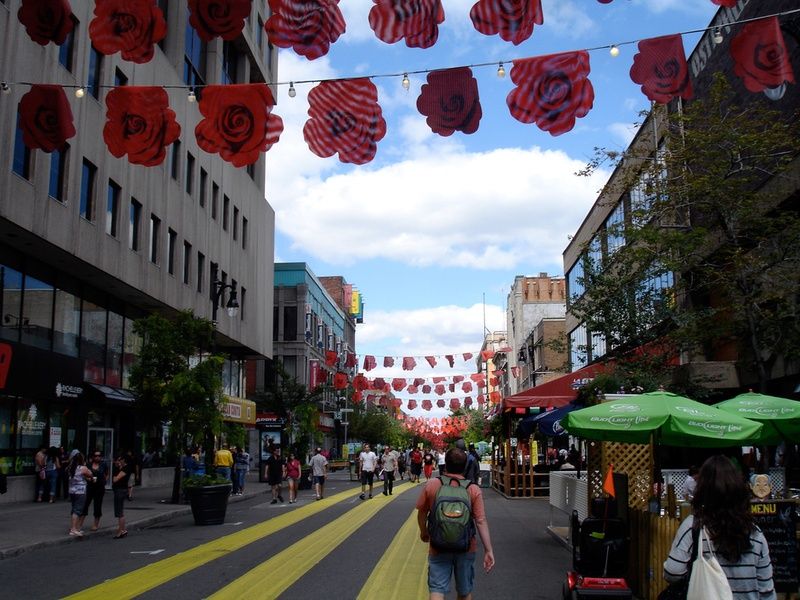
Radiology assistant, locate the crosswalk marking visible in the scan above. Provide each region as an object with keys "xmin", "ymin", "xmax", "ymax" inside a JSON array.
[
  {"xmin": 357, "ymin": 510, "xmax": 429, "ymax": 600},
  {"xmin": 209, "ymin": 484, "xmax": 413, "ymax": 599},
  {"xmin": 64, "ymin": 486, "xmax": 365, "ymax": 600}
]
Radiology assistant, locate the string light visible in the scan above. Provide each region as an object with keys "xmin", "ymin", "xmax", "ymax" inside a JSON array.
[
  {"xmin": 74, "ymin": 87, "xmax": 85, "ymax": 98},
  {"xmin": 288, "ymin": 82, "xmax": 296, "ymax": 98},
  {"xmin": 402, "ymin": 73, "xmax": 410, "ymax": 90},
  {"xmin": 496, "ymin": 62, "xmax": 506, "ymax": 78},
  {"xmin": 713, "ymin": 27, "xmax": 723, "ymax": 44},
  {"xmin": 609, "ymin": 45, "xmax": 620, "ymax": 57},
  {"xmin": 0, "ymin": 82, "xmax": 9, "ymax": 94},
  {"xmin": 187, "ymin": 88, "xmax": 196, "ymax": 102}
]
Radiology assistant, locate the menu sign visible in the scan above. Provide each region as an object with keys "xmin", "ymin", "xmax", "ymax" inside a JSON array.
[{"xmin": 750, "ymin": 500, "xmax": 798, "ymax": 593}]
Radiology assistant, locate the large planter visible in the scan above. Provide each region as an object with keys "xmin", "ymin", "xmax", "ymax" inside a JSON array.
[
  {"xmin": 186, "ymin": 483, "xmax": 231, "ymax": 525},
  {"xmin": 298, "ymin": 467, "xmax": 312, "ymax": 490}
]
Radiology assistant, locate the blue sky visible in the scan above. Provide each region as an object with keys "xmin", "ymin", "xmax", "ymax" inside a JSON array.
[{"xmin": 266, "ymin": 0, "xmax": 719, "ymax": 407}]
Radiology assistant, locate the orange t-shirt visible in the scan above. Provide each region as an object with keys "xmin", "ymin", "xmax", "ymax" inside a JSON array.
[{"xmin": 415, "ymin": 474, "xmax": 486, "ymax": 555}]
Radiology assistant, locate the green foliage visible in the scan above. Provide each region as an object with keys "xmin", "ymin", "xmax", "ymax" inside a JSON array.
[
  {"xmin": 222, "ymin": 423, "xmax": 246, "ymax": 450},
  {"xmin": 182, "ymin": 474, "xmax": 232, "ymax": 489},
  {"xmin": 573, "ymin": 75, "xmax": 800, "ymax": 390},
  {"xmin": 349, "ymin": 404, "xmax": 394, "ymax": 446}
]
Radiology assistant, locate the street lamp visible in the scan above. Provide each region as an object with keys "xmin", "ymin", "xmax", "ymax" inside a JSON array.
[{"xmin": 211, "ymin": 277, "xmax": 239, "ymax": 326}]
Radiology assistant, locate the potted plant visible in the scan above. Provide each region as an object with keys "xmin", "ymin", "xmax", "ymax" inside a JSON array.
[{"xmin": 183, "ymin": 474, "xmax": 232, "ymax": 525}]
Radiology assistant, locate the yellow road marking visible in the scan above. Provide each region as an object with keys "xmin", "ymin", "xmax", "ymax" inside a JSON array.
[
  {"xmin": 65, "ymin": 486, "xmax": 365, "ymax": 600},
  {"xmin": 209, "ymin": 483, "xmax": 413, "ymax": 599},
  {"xmin": 357, "ymin": 510, "xmax": 429, "ymax": 600}
]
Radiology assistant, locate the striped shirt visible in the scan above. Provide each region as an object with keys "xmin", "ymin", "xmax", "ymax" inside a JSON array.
[{"xmin": 663, "ymin": 515, "xmax": 776, "ymax": 600}]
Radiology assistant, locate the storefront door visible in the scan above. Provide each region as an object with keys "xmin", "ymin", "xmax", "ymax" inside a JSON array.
[{"xmin": 87, "ymin": 427, "xmax": 113, "ymax": 490}]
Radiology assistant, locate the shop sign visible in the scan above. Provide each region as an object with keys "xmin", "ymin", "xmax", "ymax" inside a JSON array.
[
  {"xmin": 19, "ymin": 403, "xmax": 45, "ymax": 436},
  {"xmin": 55, "ymin": 383, "xmax": 84, "ymax": 399},
  {"xmin": 220, "ymin": 396, "xmax": 256, "ymax": 425},
  {"xmin": 49, "ymin": 426, "xmax": 62, "ymax": 448}
]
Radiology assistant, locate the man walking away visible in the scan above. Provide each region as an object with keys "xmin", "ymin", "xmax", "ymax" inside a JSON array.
[
  {"xmin": 359, "ymin": 443, "xmax": 378, "ymax": 499},
  {"xmin": 309, "ymin": 447, "xmax": 328, "ymax": 500},
  {"xmin": 416, "ymin": 448, "xmax": 495, "ymax": 600},
  {"xmin": 465, "ymin": 443, "xmax": 481, "ymax": 485}
]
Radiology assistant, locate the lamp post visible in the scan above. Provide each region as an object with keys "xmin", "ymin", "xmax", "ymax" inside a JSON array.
[{"xmin": 211, "ymin": 277, "xmax": 239, "ymax": 327}]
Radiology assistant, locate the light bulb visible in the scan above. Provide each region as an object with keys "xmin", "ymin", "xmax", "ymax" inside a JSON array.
[
  {"xmin": 75, "ymin": 87, "xmax": 85, "ymax": 98},
  {"xmin": 187, "ymin": 88, "xmax": 196, "ymax": 102},
  {"xmin": 288, "ymin": 82, "xmax": 296, "ymax": 98},
  {"xmin": 402, "ymin": 73, "xmax": 410, "ymax": 90},
  {"xmin": 497, "ymin": 62, "xmax": 506, "ymax": 78},
  {"xmin": 0, "ymin": 82, "xmax": 10, "ymax": 94},
  {"xmin": 609, "ymin": 45, "xmax": 620, "ymax": 58},
  {"xmin": 712, "ymin": 27, "xmax": 723, "ymax": 45}
]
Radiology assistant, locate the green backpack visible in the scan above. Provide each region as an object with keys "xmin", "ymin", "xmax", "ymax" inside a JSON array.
[{"xmin": 427, "ymin": 476, "xmax": 476, "ymax": 552}]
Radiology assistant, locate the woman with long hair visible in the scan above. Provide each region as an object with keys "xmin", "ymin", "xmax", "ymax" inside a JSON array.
[
  {"xmin": 663, "ymin": 455, "xmax": 776, "ymax": 599},
  {"xmin": 285, "ymin": 452, "xmax": 301, "ymax": 504}
]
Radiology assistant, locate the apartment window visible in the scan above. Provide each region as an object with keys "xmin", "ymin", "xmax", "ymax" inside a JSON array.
[
  {"xmin": 222, "ymin": 195, "xmax": 230, "ymax": 230},
  {"xmin": 184, "ymin": 15, "xmax": 206, "ymax": 86},
  {"xmin": 185, "ymin": 152, "xmax": 195, "ymax": 195},
  {"xmin": 149, "ymin": 214, "xmax": 161, "ymax": 263},
  {"xmin": 239, "ymin": 287, "xmax": 246, "ymax": 321},
  {"xmin": 58, "ymin": 18, "xmax": 77, "ymax": 72},
  {"xmin": 566, "ymin": 257, "xmax": 585, "ymax": 306},
  {"xmin": 49, "ymin": 146, "xmax": 68, "ymax": 201},
  {"xmin": 197, "ymin": 252, "xmax": 205, "ymax": 293},
  {"xmin": 12, "ymin": 113, "xmax": 31, "ymax": 179},
  {"xmin": 209, "ymin": 262, "xmax": 219, "ymax": 300},
  {"xmin": 79, "ymin": 158, "xmax": 97, "ymax": 221},
  {"xmin": 233, "ymin": 207, "xmax": 239, "ymax": 240},
  {"xmin": 106, "ymin": 180, "xmax": 121, "ymax": 237},
  {"xmin": 199, "ymin": 168, "xmax": 207, "ymax": 207},
  {"xmin": 182, "ymin": 241, "xmax": 191, "ymax": 284},
  {"xmin": 88, "ymin": 46, "xmax": 103, "ymax": 99},
  {"xmin": 114, "ymin": 68, "xmax": 128, "ymax": 87},
  {"xmin": 170, "ymin": 140, "xmax": 181, "ymax": 180},
  {"xmin": 129, "ymin": 198, "xmax": 142, "ymax": 251},
  {"xmin": 242, "ymin": 217, "xmax": 248, "ymax": 249},
  {"xmin": 569, "ymin": 324, "xmax": 588, "ymax": 371},
  {"xmin": 222, "ymin": 41, "xmax": 239, "ymax": 84},
  {"xmin": 605, "ymin": 201, "xmax": 626, "ymax": 256},
  {"xmin": 211, "ymin": 183, "xmax": 218, "ymax": 219},
  {"xmin": 167, "ymin": 229, "xmax": 177, "ymax": 275}
]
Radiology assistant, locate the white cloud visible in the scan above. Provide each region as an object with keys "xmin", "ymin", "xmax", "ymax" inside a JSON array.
[
  {"xmin": 541, "ymin": 1, "xmax": 595, "ymax": 39},
  {"xmin": 608, "ymin": 121, "xmax": 641, "ymax": 148}
]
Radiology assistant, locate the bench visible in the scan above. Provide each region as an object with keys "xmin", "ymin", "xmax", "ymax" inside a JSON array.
[{"xmin": 328, "ymin": 460, "xmax": 349, "ymax": 472}]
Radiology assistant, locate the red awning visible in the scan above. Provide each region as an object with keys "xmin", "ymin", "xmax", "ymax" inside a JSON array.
[{"xmin": 502, "ymin": 363, "xmax": 607, "ymax": 410}]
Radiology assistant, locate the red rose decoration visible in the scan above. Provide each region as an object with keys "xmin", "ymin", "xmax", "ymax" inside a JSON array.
[
  {"xmin": 730, "ymin": 17, "xmax": 795, "ymax": 93},
  {"xmin": 407, "ymin": 399, "xmax": 417, "ymax": 410},
  {"xmin": 103, "ymin": 87, "xmax": 180, "ymax": 166},
  {"xmin": 711, "ymin": 0, "xmax": 736, "ymax": 6},
  {"xmin": 470, "ymin": 0, "xmax": 543, "ymax": 46},
  {"xmin": 436, "ymin": 399, "xmax": 445, "ymax": 408},
  {"xmin": 18, "ymin": 85, "xmax": 76, "ymax": 152},
  {"xmin": 303, "ymin": 79, "xmax": 387, "ymax": 165},
  {"xmin": 188, "ymin": 0, "xmax": 251, "ymax": 42},
  {"xmin": 507, "ymin": 51, "xmax": 595, "ymax": 136},
  {"xmin": 630, "ymin": 34, "xmax": 693, "ymax": 104},
  {"xmin": 422, "ymin": 400, "xmax": 432, "ymax": 411},
  {"xmin": 18, "ymin": 0, "xmax": 74, "ymax": 46},
  {"xmin": 196, "ymin": 84, "xmax": 284, "ymax": 167},
  {"xmin": 368, "ymin": 0, "xmax": 445, "ymax": 49},
  {"xmin": 416, "ymin": 67, "xmax": 482, "ymax": 136},
  {"xmin": 265, "ymin": 0, "xmax": 346, "ymax": 60},
  {"xmin": 88, "ymin": 0, "xmax": 167, "ymax": 64}
]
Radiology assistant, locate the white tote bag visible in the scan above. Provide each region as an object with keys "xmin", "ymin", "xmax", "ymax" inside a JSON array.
[{"xmin": 687, "ymin": 527, "xmax": 733, "ymax": 600}]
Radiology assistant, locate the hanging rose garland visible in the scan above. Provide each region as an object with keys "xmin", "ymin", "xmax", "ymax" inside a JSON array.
[
  {"xmin": 368, "ymin": 0, "xmax": 445, "ymax": 49},
  {"xmin": 88, "ymin": 0, "xmax": 167, "ymax": 64},
  {"xmin": 416, "ymin": 67, "xmax": 482, "ymax": 136},
  {"xmin": 630, "ymin": 34, "xmax": 693, "ymax": 104},
  {"xmin": 188, "ymin": 0, "xmax": 252, "ymax": 41},
  {"xmin": 18, "ymin": 85, "xmax": 76, "ymax": 152},
  {"xmin": 730, "ymin": 16, "xmax": 795, "ymax": 93},
  {"xmin": 265, "ymin": 0, "xmax": 346, "ymax": 60},
  {"xmin": 18, "ymin": 0, "xmax": 74, "ymax": 46},
  {"xmin": 470, "ymin": 0, "xmax": 543, "ymax": 46}
]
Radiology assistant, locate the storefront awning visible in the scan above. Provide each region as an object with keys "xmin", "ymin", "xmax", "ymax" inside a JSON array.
[
  {"xmin": 502, "ymin": 363, "xmax": 607, "ymax": 410},
  {"xmin": 87, "ymin": 383, "xmax": 136, "ymax": 405}
]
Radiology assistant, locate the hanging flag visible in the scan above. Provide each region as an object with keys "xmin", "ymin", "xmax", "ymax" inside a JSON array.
[
  {"xmin": 603, "ymin": 464, "xmax": 616, "ymax": 498},
  {"xmin": 345, "ymin": 352, "xmax": 357, "ymax": 368},
  {"xmin": 369, "ymin": 0, "xmax": 444, "ymax": 49},
  {"xmin": 470, "ymin": 0, "xmax": 543, "ymax": 46},
  {"xmin": 403, "ymin": 356, "xmax": 417, "ymax": 370},
  {"xmin": 445, "ymin": 355, "xmax": 455, "ymax": 367},
  {"xmin": 425, "ymin": 356, "xmax": 437, "ymax": 368},
  {"xmin": 372, "ymin": 377, "xmax": 387, "ymax": 389},
  {"xmin": 413, "ymin": 378, "xmax": 425, "ymax": 387},
  {"xmin": 407, "ymin": 385, "xmax": 419, "ymax": 394},
  {"xmin": 434, "ymin": 384, "xmax": 446, "ymax": 395},
  {"xmin": 18, "ymin": 0, "xmax": 75, "ymax": 46},
  {"xmin": 422, "ymin": 399, "xmax": 432, "ymax": 411},
  {"xmin": 392, "ymin": 378, "xmax": 407, "ymax": 392},
  {"xmin": 480, "ymin": 350, "xmax": 495, "ymax": 361},
  {"xmin": 730, "ymin": 16, "xmax": 795, "ymax": 93},
  {"xmin": 449, "ymin": 398, "xmax": 461, "ymax": 410},
  {"xmin": 18, "ymin": 85, "xmax": 76, "ymax": 152},
  {"xmin": 436, "ymin": 399, "xmax": 445, "ymax": 408},
  {"xmin": 265, "ymin": 0, "xmax": 346, "ymax": 60},
  {"xmin": 422, "ymin": 384, "xmax": 432, "ymax": 394},
  {"xmin": 88, "ymin": 0, "xmax": 167, "ymax": 64},
  {"xmin": 476, "ymin": 394, "xmax": 485, "ymax": 405},
  {"xmin": 461, "ymin": 381, "xmax": 473, "ymax": 393},
  {"xmin": 188, "ymin": 0, "xmax": 251, "ymax": 41},
  {"xmin": 417, "ymin": 67, "xmax": 482, "ymax": 136},
  {"xmin": 463, "ymin": 352, "xmax": 473, "ymax": 361},
  {"xmin": 432, "ymin": 376, "xmax": 445, "ymax": 384},
  {"xmin": 363, "ymin": 355, "xmax": 377, "ymax": 371},
  {"xmin": 448, "ymin": 383, "xmax": 455, "ymax": 392},
  {"xmin": 464, "ymin": 396, "xmax": 473, "ymax": 407},
  {"xmin": 407, "ymin": 399, "xmax": 418, "ymax": 410},
  {"xmin": 325, "ymin": 350, "xmax": 338, "ymax": 367},
  {"xmin": 353, "ymin": 374, "xmax": 369, "ymax": 392},
  {"xmin": 630, "ymin": 34, "xmax": 693, "ymax": 104},
  {"xmin": 333, "ymin": 371, "xmax": 348, "ymax": 390},
  {"xmin": 384, "ymin": 356, "xmax": 395, "ymax": 367}
]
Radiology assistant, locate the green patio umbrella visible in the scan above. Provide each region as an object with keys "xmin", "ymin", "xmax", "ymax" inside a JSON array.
[
  {"xmin": 561, "ymin": 391, "xmax": 763, "ymax": 447},
  {"xmin": 714, "ymin": 392, "xmax": 800, "ymax": 444}
]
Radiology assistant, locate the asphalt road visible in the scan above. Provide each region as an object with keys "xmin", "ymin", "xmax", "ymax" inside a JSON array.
[{"xmin": 0, "ymin": 475, "xmax": 571, "ymax": 599}]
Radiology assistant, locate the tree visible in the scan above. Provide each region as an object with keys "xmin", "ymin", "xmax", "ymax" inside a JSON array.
[
  {"xmin": 573, "ymin": 75, "xmax": 800, "ymax": 392},
  {"xmin": 128, "ymin": 310, "xmax": 223, "ymax": 502}
]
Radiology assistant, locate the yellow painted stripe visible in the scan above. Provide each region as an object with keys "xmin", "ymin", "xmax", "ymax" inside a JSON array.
[
  {"xmin": 65, "ymin": 486, "xmax": 365, "ymax": 600},
  {"xmin": 209, "ymin": 483, "xmax": 413, "ymax": 599},
  {"xmin": 357, "ymin": 510, "xmax": 429, "ymax": 600}
]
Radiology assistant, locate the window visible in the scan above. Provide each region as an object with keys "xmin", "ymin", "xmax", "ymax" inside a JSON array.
[
  {"xmin": 196, "ymin": 252, "xmax": 205, "ymax": 293},
  {"xmin": 239, "ymin": 287, "xmax": 246, "ymax": 321},
  {"xmin": 233, "ymin": 207, "xmax": 239, "ymax": 240},
  {"xmin": 167, "ymin": 229, "xmax": 177, "ymax": 275},
  {"xmin": 170, "ymin": 140, "xmax": 181, "ymax": 180},
  {"xmin": 20, "ymin": 275, "xmax": 56, "ymax": 355},
  {"xmin": 106, "ymin": 310, "xmax": 124, "ymax": 386},
  {"xmin": 49, "ymin": 145, "xmax": 67, "ymax": 201},
  {"xmin": 114, "ymin": 68, "xmax": 128, "ymax": 87},
  {"xmin": 0, "ymin": 266, "xmax": 23, "ymax": 343},
  {"xmin": 211, "ymin": 183, "xmax": 219, "ymax": 219},
  {"xmin": 222, "ymin": 41, "xmax": 239, "ymax": 84},
  {"xmin": 129, "ymin": 198, "xmax": 142, "ymax": 251},
  {"xmin": 242, "ymin": 217, "xmax": 248, "ymax": 249},
  {"xmin": 222, "ymin": 195, "xmax": 230, "ymax": 230},
  {"xmin": 199, "ymin": 168, "xmax": 207, "ymax": 207},
  {"xmin": 53, "ymin": 287, "xmax": 80, "ymax": 356},
  {"xmin": 79, "ymin": 159, "xmax": 97, "ymax": 221},
  {"xmin": 605, "ymin": 201, "xmax": 626, "ymax": 256},
  {"xmin": 12, "ymin": 113, "xmax": 31, "ymax": 180},
  {"xmin": 569, "ymin": 324, "xmax": 588, "ymax": 371},
  {"xmin": 185, "ymin": 152, "xmax": 195, "ymax": 195},
  {"xmin": 80, "ymin": 300, "xmax": 106, "ymax": 384},
  {"xmin": 184, "ymin": 13, "xmax": 206, "ymax": 86},
  {"xmin": 209, "ymin": 262, "xmax": 219, "ymax": 302},
  {"xmin": 106, "ymin": 180, "xmax": 120, "ymax": 237},
  {"xmin": 149, "ymin": 214, "xmax": 161, "ymax": 263},
  {"xmin": 58, "ymin": 17, "xmax": 77, "ymax": 72},
  {"xmin": 88, "ymin": 46, "xmax": 102, "ymax": 99},
  {"xmin": 566, "ymin": 257, "xmax": 585, "ymax": 306},
  {"xmin": 283, "ymin": 306, "xmax": 298, "ymax": 341},
  {"xmin": 182, "ymin": 241, "xmax": 191, "ymax": 284}
]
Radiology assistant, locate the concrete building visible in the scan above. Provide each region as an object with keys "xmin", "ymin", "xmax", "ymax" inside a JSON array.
[{"xmin": 0, "ymin": 2, "xmax": 277, "ymax": 477}]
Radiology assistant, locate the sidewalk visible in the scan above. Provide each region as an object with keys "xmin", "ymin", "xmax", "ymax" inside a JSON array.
[{"xmin": 0, "ymin": 474, "xmax": 268, "ymax": 560}]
